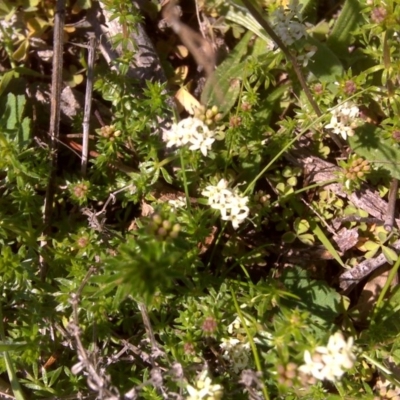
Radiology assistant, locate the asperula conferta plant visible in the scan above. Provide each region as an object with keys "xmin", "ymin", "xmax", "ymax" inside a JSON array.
[
  {"xmin": 194, "ymin": 105, "xmax": 223, "ymax": 127},
  {"xmin": 146, "ymin": 213, "xmax": 181, "ymax": 240},
  {"xmin": 345, "ymin": 157, "xmax": 371, "ymax": 180},
  {"xmin": 340, "ymin": 155, "xmax": 371, "ymax": 190},
  {"xmin": 98, "ymin": 125, "xmax": 121, "ymax": 141}
]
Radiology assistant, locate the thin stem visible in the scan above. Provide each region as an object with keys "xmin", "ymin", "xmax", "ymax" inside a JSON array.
[
  {"xmin": 0, "ymin": 302, "xmax": 26, "ymax": 400},
  {"xmin": 240, "ymin": 0, "xmax": 343, "ymax": 149},
  {"xmin": 230, "ymin": 287, "xmax": 270, "ymax": 400},
  {"xmin": 179, "ymin": 150, "xmax": 192, "ymax": 211}
]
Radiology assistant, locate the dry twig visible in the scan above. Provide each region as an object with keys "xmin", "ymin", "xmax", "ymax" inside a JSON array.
[
  {"xmin": 82, "ymin": 36, "xmax": 97, "ymax": 176},
  {"xmin": 40, "ymin": 0, "xmax": 65, "ymax": 279}
]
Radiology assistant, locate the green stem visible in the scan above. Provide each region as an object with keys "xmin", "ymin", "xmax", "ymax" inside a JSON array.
[
  {"xmin": 371, "ymin": 255, "xmax": 400, "ymax": 322},
  {"xmin": 179, "ymin": 150, "xmax": 191, "ymax": 211},
  {"xmin": 0, "ymin": 301, "xmax": 26, "ymax": 400},
  {"xmin": 239, "ymin": 0, "xmax": 343, "ymax": 149},
  {"xmin": 230, "ymin": 286, "xmax": 270, "ymax": 400}
]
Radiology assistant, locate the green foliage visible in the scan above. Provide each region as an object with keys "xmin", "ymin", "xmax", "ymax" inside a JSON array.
[
  {"xmin": 326, "ymin": 0, "xmax": 364, "ymax": 56},
  {"xmin": 2, "ymin": 0, "xmax": 400, "ymax": 399},
  {"xmin": 348, "ymin": 124, "xmax": 400, "ymax": 180},
  {"xmin": 0, "ymin": 93, "xmax": 31, "ymax": 150}
]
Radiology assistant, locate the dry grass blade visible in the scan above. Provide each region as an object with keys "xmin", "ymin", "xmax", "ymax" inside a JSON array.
[
  {"xmin": 40, "ymin": 0, "xmax": 65, "ymax": 279},
  {"xmin": 81, "ymin": 37, "xmax": 97, "ymax": 176},
  {"xmin": 384, "ymin": 178, "xmax": 398, "ymax": 231}
]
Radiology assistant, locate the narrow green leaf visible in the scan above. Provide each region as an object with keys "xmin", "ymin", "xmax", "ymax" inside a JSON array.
[
  {"xmin": 0, "ymin": 70, "xmax": 15, "ymax": 97},
  {"xmin": 0, "ymin": 303, "xmax": 26, "ymax": 400},
  {"xmin": 48, "ymin": 367, "xmax": 63, "ymax": 388},
  {"xmin": 311, "ymin": 222, "xmax": 345, "ymax": 267},
  {"xmin": 225, "ymin": 3, "xmax": 272, "ymax": 45},
  {"xmin": 0, "ymin": 342, "xmax": 27, "ymax": 352},
  {"xmin": 201, "ymin": 30, "xmax": 254, "ymax": 115},
  {"xmin": 326, "ymin": 0, "xmax": 363, "ymax": 56},
  {"xmin": 5, "ymin": 93, "xmax": 18, "ymax": 130}
]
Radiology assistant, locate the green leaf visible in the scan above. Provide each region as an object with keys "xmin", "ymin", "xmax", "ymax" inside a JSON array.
[
  {"xmin": 364, "ymin": 240, "xmax": 380, "ymax": 251},
  {"xmin": 306, "ymin": 37, "xmax": 344, "ymax": 82},
  {"xmin": 348, "ymin": 124, "xmax": 400, "ymax": 180},
  {"xmin": 382, "ymin": 246, "xmax": 398, "ymax": 265},
  {"xmin": 294, "ymin": 218, "xmax": 310, "ymax": 235},
  {"xmin": 301, "ymin": 0, "xmax": 318, "ymax": 22},
  {"xmin": 0, "ymin": 342, "xmax": 27, "ymax": 352},
  {"xmin": 282, "ymin": 231, "xmax": 296, "ymax": 243},
  {"xmin": 48, "ymin": 367, "xmax": 63, "ymax": 388},
  {"xmin": 311, "ymin": 222, "xmax": 345, "ymax": 267},
  {"xmin": 298, "ymin": 233, "xmax": 315, "ymax": 246},
  {"xmin": 326, "ymin": 0, "xmax": 363, "ymax": 57},
  {"xmin": 0, "ymin": 303, "xmax": 26, "ymax": 400},
  {"xmin": 0, "ymin": 93, "xmax": 31, "ymax": 150},
  {"xmin": 12, "ymin": 39, "xmax": 29, "ymax": 62},
  {"xmin": 281, "ymin": 267, "xmax": 343, "ymax": 333},
  {"xmin": 365, "ymin": 248, "xmax": 379, "ymax": 259},
  {"xmin": 160, "ymin": 167, "xmax": 173, "ymax": 184},
  {"xmin": 225, "ymin": 3, "xmax": 272, "ymax": 45},
  {"xmin": 75, "ymin": 0, "xmax": 92, "ymax": 9},
  {"xmin": 0, "ymin": 70, "xmax": 15, "ymax": 97},
  {"xmin": 377, "ymin": 231, "xmax": 388, "ymax": 243},
  {"xmin": 201, "ymin": 30, "xmax": 253, "ymax": 115}
]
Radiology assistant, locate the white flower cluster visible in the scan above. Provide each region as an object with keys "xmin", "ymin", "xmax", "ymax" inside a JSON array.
[
  {"xmin": 299, "ymin": 331, "xmax": 356, "ymax": 382},
  {"xmin": 202, "ymin": 179, "xmax": 249, "ymax": 229},
  {"xmin": 326, "ymin": 101, "xmax": 359, "ymax": 140},
  {"xmin": 272, "ymin": 0, "xmax": 307, "ymax": 46},
  {"xmin": 220, "ymin": 338, "xmax": 250, "ymax": 374},
  {"xmin": 186, "ymin": 370, "xmax": 223, "ymax": 400},
  {"xmin": 168, "ymin": 196, "xmax": 186, "ymax": 209},
  {"xmin": 163, "ymin": 117, "xmax": 215, "ymax": 157}
]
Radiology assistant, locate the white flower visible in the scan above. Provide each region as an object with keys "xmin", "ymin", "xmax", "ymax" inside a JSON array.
[
  {"xmin": 202, "ymin": 179, "xmax": 231, "ymax": 206},
  {"xmin": 222, "ymin": 206, "xmax": 249, "ymax": 230},
  {"xmin": 299, "ymin": 332, "xmax": 356, "ymax": 382},
  {"xmin": 326, "ymin": 102, "xmax": 359, "ymax": 140},
  {"xmin": 287, "ymin": 0, "xmax": 303, "ymax": 17},
  {"xmin": 188, "ymin": 130, "xmax": 215, "ymax": 157},
  {"xmin": 325, "ymin": 115, "xmax": 344, "ymax": 137},
  {"xmin": 186, "ymin": 370, "xmax": 223, "ymax": 400},
  {"xmin": 272, "ymin": 1, "xmax": 307, "ymax": 46},
  {"xmin": 202, "ymin": 180, "xmax": 249, "ymax": 229},
  {"xmin": 296, "ymin": 45, "xmax": 317, "ymax": 67},
  {"xmin": 227, "ymin": 316, "xmax": 251, "ymax": 334},
  {"xmin": 298, "ymin": 350, "xmax": 326, "ymax": 381},
  {"xmin": 168, "ymin": 196, "xmax": 186, "ymax": 209},
  {"xmin": 163, "ymin": 117, "xmax": 217, "ymax": 156}
]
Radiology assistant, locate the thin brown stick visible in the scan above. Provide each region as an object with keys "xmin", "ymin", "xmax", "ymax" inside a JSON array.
[
  {"xmin": 339, "ymin": 239, "xmax": 400, "ymax": 292},
  {"xmin": 82, "ymin": 36, "xmax": 97, "ymax": 176},
  {"xmin": 40, "ymin": 0, "xmax": 65, "ymax": 279},
  {"xmin": 138, "ymin": 302, "xmax": 158, "ymax": 355},
  {"xmin": 162, "ymin": 1, "xmax": 215, "ymax": 78},
  {"xmin": 384, "ymin": 178, "xmax": 398, "ymax": 231},
  {"xmin": 69, "ymin": 294, "xmax": 119, "ymax": 399}
]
